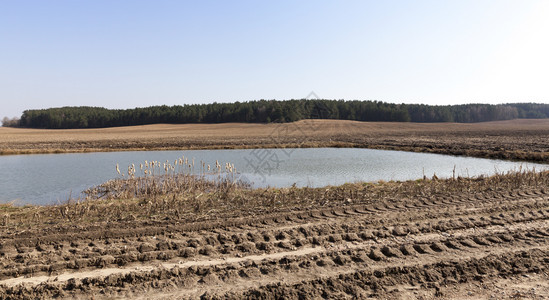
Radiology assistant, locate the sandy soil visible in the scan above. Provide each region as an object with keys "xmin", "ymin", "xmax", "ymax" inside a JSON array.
[
  {"xmin": 0, "ymin": 182, "xmax": 548, "ymax": 299},
  {"xmin": 1, "ymin": 119, "xmax": 549, "ymax": 162}
]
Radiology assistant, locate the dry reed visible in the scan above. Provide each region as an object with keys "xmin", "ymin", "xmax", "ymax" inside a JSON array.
[
  {"xmin": 1, "ymin": 165, "xmax": 547, "ymax": 230},
  {"xmin": 84, "ymin": 156, "xmax": 246, "ymax": 201}
]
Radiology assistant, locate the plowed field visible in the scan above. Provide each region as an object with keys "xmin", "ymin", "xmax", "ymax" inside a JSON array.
[{"xmin": 1, "ymin": 178, "xmax": 548, "ymax": 299}]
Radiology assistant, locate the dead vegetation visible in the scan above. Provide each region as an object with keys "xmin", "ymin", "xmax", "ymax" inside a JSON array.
[{"xmin": 1, "ymin": 169, "xmax": 547, "ymax": 231}]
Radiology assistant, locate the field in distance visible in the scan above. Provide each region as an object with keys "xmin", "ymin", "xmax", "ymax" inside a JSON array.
[{"xmin": 1, "ymin": 119, "xmax": 549, "ymax": 163}]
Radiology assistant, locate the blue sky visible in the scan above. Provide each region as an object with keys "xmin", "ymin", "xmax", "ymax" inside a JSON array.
[{"xmin": 1, "ymin": 1, "xmax": 548, "ymax": 119}]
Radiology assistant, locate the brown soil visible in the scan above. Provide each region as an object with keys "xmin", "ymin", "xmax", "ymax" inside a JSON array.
[
  {"xmin": 1, "ymin": 173, "xmax": 548, "ymax": 299},
  {"xmin": 1, "ymin": 119, "xmax": 549, "ymax": 163},
  {"xmin": 1, "ymin": 120, "xmax": 548, "ymax": 299}
]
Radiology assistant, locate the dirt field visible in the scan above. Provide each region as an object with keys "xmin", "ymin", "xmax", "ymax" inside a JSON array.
[
  {"xmin": 1, "ymin": 119, "xmax": 549, "ymax": 299},
  {"xmin": 0, "ymin": 171, "xmax": 548, "ymax": 299},
  {"xmin": 1, "ymin": 119, "xmax": 549, "ymax": 163}
]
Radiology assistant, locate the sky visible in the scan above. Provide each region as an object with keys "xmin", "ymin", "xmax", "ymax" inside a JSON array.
[{"xmin": 1, "ymin": 0, "xmax": 549, "ymax": 120}]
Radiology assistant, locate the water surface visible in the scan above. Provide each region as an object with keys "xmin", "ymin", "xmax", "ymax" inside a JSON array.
[{"xmin": 0, "ymin": 148, "xmax": 546, "ymax": 205}]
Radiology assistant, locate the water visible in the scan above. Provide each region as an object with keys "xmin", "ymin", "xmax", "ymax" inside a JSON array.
[{"xmin": 0, "ymin": 148, "xmax": 546, "ymax": 205}]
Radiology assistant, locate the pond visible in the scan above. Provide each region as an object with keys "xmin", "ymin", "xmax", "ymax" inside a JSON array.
[{"xmin": 0, "ymin": 148, "xmax": 546, "ymax": 205}]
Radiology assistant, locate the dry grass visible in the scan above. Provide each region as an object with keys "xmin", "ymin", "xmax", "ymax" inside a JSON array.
[
  {"xmin": 1, "ymin": 169, "xmax": 547, "ymax": 231},
  {"xmin": 84, "ymin": 157, "xmax": 245, "ymax": 201},
  {"xmin": 1, "ymin": 119, "xmax": 548, "ymax": 144}
]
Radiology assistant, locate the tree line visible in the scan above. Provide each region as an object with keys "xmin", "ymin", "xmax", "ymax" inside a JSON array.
[{"xmin": 4, "ymin": 100, "xmax": 549, "ymax": 129}]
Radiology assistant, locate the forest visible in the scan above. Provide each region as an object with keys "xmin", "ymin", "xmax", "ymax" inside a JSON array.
[{"xmin": 6, "ymin": 100, "xmax": 549, "ymax": 129}]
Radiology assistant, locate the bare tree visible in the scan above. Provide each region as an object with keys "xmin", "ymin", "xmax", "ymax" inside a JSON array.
[{"xmin": 2, "ymin": 116, "xmax": 20, "ymax": 127}]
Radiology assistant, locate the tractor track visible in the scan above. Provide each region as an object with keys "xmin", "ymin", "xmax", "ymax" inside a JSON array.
[{"xmin": 0, "ymin": 188, "xmax": 548, "ymax": 299}]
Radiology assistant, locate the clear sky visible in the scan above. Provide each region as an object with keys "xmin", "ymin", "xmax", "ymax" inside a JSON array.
[{"xmin": 1, "ymin": 0, "xmax": 549, "ymax": 120}]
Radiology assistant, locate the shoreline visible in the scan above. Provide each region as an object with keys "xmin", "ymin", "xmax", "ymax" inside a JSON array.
[
  {"xmin": 1, "ymin": 141, "xmax": 548, "ymax": 166},
  {"xmin": 1, "ymin": 143, "xmax": 547, "ymax": 164},
  {"xmin": 1, "ymin": 119, "xmax": 548, "ymax": 163}
]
